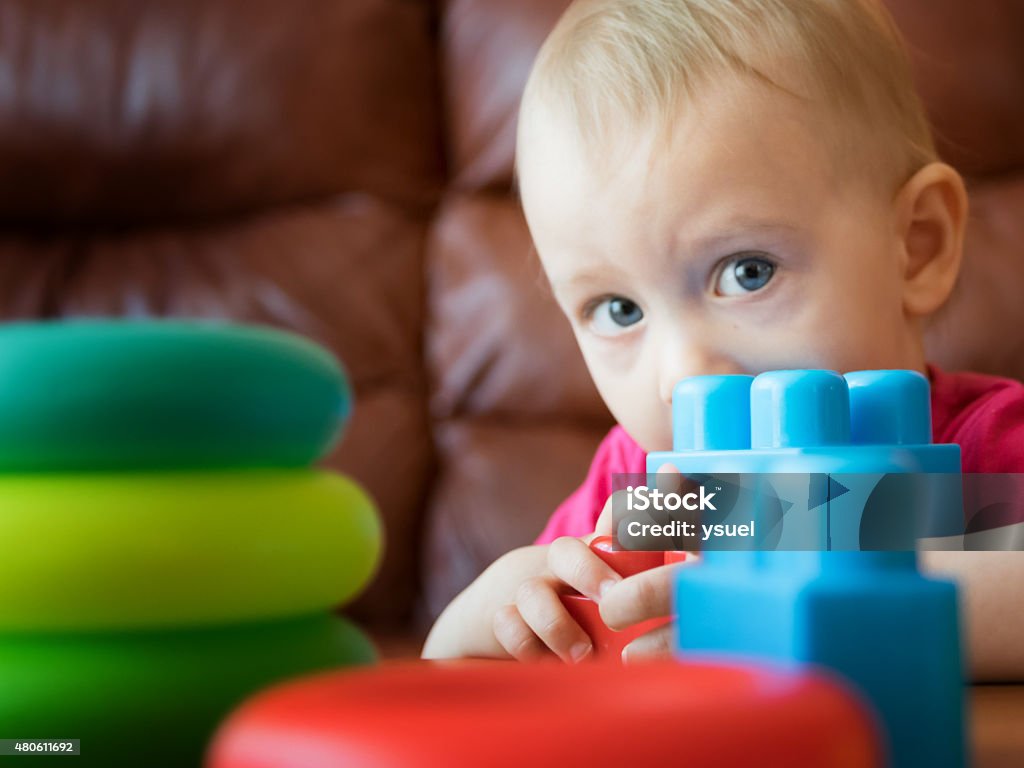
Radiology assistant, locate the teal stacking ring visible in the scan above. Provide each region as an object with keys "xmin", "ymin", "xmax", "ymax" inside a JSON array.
[{"xmin": 0, "ymin": 320, "xmax": 350, "ymax": 470}]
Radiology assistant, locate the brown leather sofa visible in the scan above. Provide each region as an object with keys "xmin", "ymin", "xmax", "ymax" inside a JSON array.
[{"xmin": 0, "ymin": 0, "xmax": 1021, "ymax": 645}]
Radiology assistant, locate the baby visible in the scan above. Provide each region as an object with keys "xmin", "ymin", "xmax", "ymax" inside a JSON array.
[{"xmin": 424, "ymin": 0, "xmax": 1024, "ymax": 677}]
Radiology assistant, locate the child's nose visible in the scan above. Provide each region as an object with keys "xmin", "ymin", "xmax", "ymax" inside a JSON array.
[{"xmin": 658, "ymin": 345, "xmax": 743, "ymax": 406}]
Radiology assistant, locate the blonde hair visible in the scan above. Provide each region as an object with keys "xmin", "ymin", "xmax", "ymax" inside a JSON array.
[{"xmin": 520, "ymin": 0, "xmax": 937, "ymax": 189}]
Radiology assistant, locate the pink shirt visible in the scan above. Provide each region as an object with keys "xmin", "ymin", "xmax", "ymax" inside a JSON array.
[{"xmin": 536, "ymin": 366, "xmax": 1024, "ymax": 543}]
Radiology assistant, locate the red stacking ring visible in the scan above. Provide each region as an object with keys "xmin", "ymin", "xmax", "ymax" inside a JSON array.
[{"xmin": 208, "ymin": 659, "xmax": 882, "ymax": 768}]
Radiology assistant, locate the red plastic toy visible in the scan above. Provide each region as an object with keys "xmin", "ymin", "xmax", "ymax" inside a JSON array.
[
  {"xmin": 207, "ymin": 659, "xmax": 882, "ymax": 768},
  {"xmin": 558, "ymin": 536, "xmax": 687, "ymax": 660}
]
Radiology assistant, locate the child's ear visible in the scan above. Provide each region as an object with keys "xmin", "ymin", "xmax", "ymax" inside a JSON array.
[{"xmin": 894, "ymin": 162, "xmax": 968, "ymax": 317}]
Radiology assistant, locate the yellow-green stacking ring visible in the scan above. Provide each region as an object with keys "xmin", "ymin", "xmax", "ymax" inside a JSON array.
[
  {"xmin": 0, "ymin": 470, "xmax": 382, "ymax": 631},
  {"xmin": 0, "ymin": 321, "xmax": 350, "ymax": 470}
]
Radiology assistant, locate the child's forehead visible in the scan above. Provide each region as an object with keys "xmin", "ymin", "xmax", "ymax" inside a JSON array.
[{"xmin": 519, "ymin": 76, "xmax": 843, "ymax": 212}]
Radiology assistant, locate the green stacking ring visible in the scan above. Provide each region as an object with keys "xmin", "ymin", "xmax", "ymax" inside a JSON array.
[
  {"xmin": 0, "ymin": 614, "xmax": 376, "ymax": 768},
  {"xmin": 0, "ymin": 470, "xmax": 382, "ymax": 631},
  {"xmin": 0, "ymin": 320, "xmax": 350, "ymax": 470}
]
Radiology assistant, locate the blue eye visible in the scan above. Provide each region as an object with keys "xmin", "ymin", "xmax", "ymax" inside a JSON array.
[
  {"xmin": 589, "ymin": 296, "xmax": 644, "ymax": 336},
  {"xmin": 716, "ymin": 255, "xmax": 775, "ymax": 296}
]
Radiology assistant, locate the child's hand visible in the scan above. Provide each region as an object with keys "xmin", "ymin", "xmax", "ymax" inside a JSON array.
[
  {"xmin": 423, "ymin": 490, "xmax": 691, "ymax": 663},
  {"xmin": 598, "ymin": 564, "xmax": 677, "ymax": 661},
  {"xmin": 492, "ymin": 534, "xmax": 623, "ymax": 663},
  {"xmin": 590, "ymin": 479, "xmax": 691, "ymax": 662}
]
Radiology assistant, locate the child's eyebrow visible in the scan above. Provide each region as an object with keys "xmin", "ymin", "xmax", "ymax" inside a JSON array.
[
  {"xmin": 680, "ymin": 219, "xmax": 803, "ymax": 252},
  {"xmin": 552, "ymin": 271, "xmax": 606, "ymax": 291},
  {"xmin": 549, "ymin": 265, "xmax": 628, "ymax": 293}
]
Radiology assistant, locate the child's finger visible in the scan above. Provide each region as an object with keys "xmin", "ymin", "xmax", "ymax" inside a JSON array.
[
  {"xmin": 593, "ymin": 493, "xmax": 615, "ymax": 537},
  {"xmin": 622, "ymin": 624, "xmax": 674, "ymax": 663},
  {"xmin": 515, "ymin": 577, "xmax": 593, "ymax": 663},
  {"xmin": 492, "ymin": 604, "xmax": 551, "ymax": 662},
  {"xmin": 592, "ymin": 489, "xmax": 630, "ymax": 537},
  {"xmin": 547, "ymin": 536, "xmax": 620, "ymax": 601},
  {"xmin": 654, "ymin": 463, "xmax": 683, "ymax": 493},
  {"xmin": 599, "ymin": 564, "xmax": 677, "ymax": 630}
]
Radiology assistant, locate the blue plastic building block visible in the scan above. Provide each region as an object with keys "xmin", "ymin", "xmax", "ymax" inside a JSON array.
[{"xmin": 648, "ymin": 370, "xmax": 966, "ymax": 768}]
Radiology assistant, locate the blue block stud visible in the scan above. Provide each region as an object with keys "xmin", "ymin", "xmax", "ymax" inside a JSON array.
[
  {"xmin": 751, "ymin": 370, "xmax": 850, "ymax": 448},
  {"xmin": 847, "ymin": 369, "xmax": 932, "ymax": 446},
  {"xmin": 651, "ymin": 370, "xmax": 966, "ymax": 768},
  {"xmin": 673, "ymin": 375, "xmax": 752, "ymax": 451}
]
